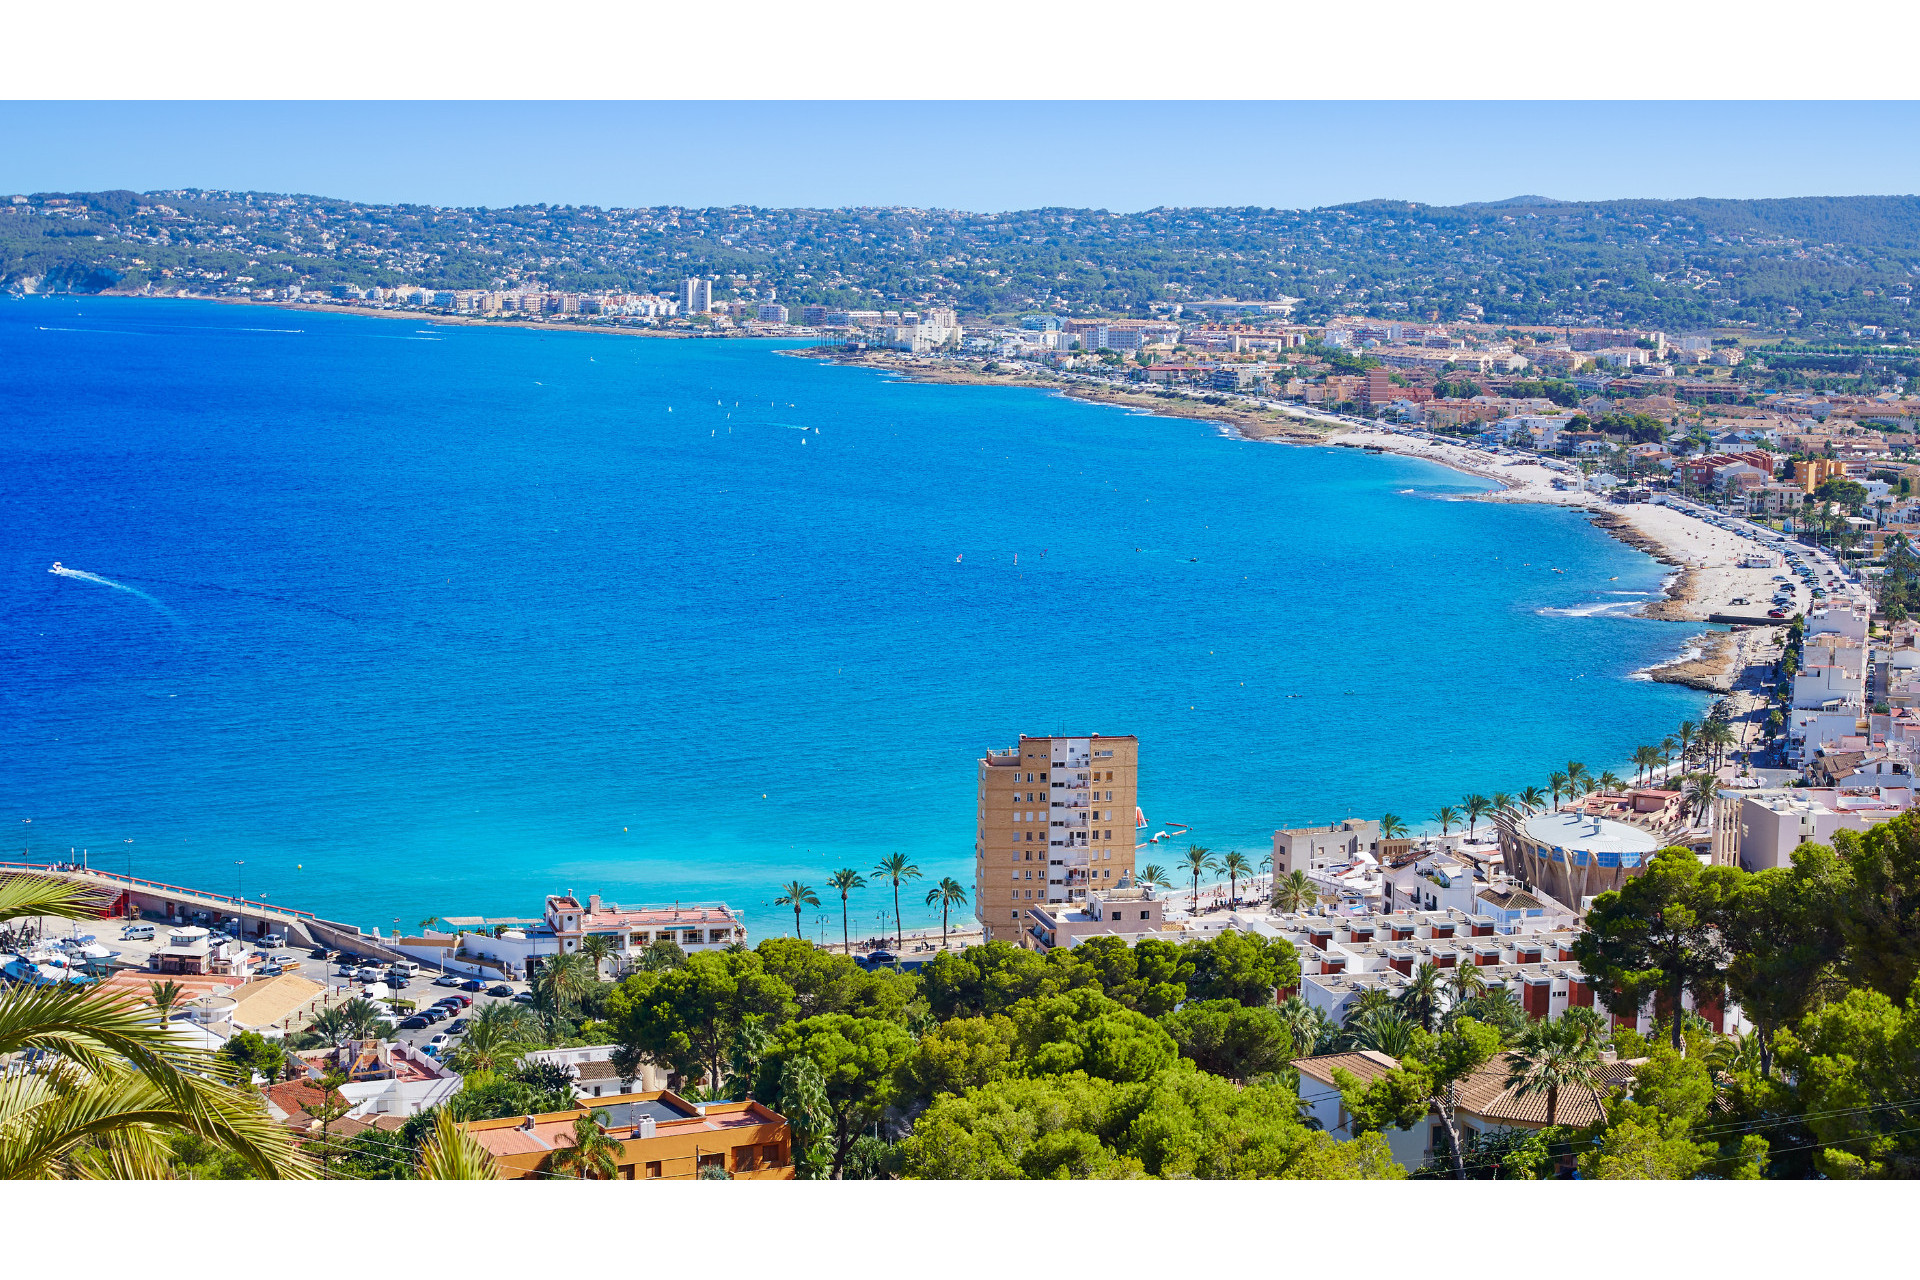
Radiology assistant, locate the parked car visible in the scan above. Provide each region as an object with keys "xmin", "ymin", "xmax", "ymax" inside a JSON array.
[
  {"xmin": 336, "ymin": 962, "xmax": 359, "ymax": 977},
  {"xmin": 263, "ymin": 932, "xmax": 285, "ymax": 947},
  {"xmin": 1768, "ymin": 608, "xmax": 1787, "ymax": 618},
  {"xmin": 512, "ymin": 991, "xmax": 536, "ymax": 1004},
  {"xmin": 310, "ymin": 946, "xmax": 337, "ymax": 960},
  {"xmin": 121, "ymin": 924, "xmax": 156, "ymax": 941},
  {"xmin": 397, "ymin": 1015, "xmax": 431, "ymax": 1029},
  {"xmin": 446, "ymin": 1018, "xmax": 470, "ymax": 1034},
  {"xmin": 427, "ymin": 1032, "xmax": 451, "ymax": 1047},
  {"xmin": 441, "ymin": 994, "xmax": 472, "ymax": 1008},
  {"xmin": 863, "ymin": 950, "xmax": 897, "ymax": 966},
  {"xmin": 433, "ymin": 974, "xmax": 463, "ymax": 987},
  {"xmin": 487, "ymin": 984, "xmax": 513, "ymax": 997},
  {"xmin": 460, "ymin": 979, "xmax": 487, "ymax": 992}
]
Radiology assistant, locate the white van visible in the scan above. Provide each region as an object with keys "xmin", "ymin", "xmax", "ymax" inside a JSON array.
[
  {"xmin": 121, "ymin": 924, "xmax": 155, "ymax": 941},
  {"xmin": 387, "ymin": 959, "xmax": 419, "ymax": 978}
]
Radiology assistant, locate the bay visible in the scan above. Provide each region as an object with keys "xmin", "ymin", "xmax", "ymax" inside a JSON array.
[{"xmin": 0, "ymin": 298, "xmax": 1707, "ymax": 938}]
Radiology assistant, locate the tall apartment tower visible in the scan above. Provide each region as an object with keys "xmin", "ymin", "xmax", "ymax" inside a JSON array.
[
  {"xmin": 975, "ymin": 734, "xmax": 1138, "ymax": 945},
  {"xmin": 681, "ymin": 276, "xmax": 713, "ymax": 314}
]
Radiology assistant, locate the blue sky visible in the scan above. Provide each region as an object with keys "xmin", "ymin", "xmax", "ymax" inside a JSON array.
[{"xmin": 6, "ymin": 101, "xmax": 1920, "ymax": 213}]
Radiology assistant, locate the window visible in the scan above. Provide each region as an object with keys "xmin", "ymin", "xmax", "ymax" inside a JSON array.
[
  {"xmin": 733, "ymin": 1144, "xmax": 760, "ymax": 1171},
  {"xmin": 698, "ymin": 1152, "xmax": 726, "ymax": 1173},
  {"xmin": 1140, "ymin": 911, "xmax": 1150, "ymax": 920},
  {"xmin": 645, "ymin": 1160, "xmax": 663, "ymax": 1179}
]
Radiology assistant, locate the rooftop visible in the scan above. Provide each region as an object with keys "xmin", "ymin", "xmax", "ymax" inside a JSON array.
[
  {"xmin": 1518, "ymin": 811, "xmax": 1660, "ymax": 854},
  {"xmin": 1292, "ymin": 1050, "xmax": 1401, "ymax": 1089}
]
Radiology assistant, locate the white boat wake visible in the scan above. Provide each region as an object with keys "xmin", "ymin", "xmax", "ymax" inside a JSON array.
[{"xmin": 48, "ymin": 563, "xmax": 177, "ymax": 620}]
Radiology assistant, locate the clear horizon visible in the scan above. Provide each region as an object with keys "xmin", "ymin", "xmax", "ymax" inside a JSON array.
[{"xmin": 7, "ymin": 102, "xmax": 1920, "ymax": 214}]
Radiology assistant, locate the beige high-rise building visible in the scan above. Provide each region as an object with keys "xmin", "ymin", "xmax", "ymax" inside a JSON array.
[{"xmin": 975, "ymin": 734, "xmax": 1138, "ymax": 945}]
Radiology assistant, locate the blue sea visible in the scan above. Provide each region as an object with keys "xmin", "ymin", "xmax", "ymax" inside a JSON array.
[{"xmin": 0, "ymin": 298, "xmax": 1708, "ymax": 938}]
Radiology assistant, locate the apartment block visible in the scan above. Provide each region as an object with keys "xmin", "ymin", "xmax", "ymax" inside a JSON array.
[
  {"xmin": 681, "ymin": 277, "xmax": 713, "ymax": 314},
  {"xmin": 975, "ymin": 734, "xmax": 1138, "ymax": 945}
]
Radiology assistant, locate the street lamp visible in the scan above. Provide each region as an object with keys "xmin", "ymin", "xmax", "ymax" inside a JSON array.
[
  {"xmin": 234, "ymin": 861, "xmax": 244, "ymax": 935},
  {"xmin": 124, "ymin": 838, "xmax": 133, "ymax": 879}
]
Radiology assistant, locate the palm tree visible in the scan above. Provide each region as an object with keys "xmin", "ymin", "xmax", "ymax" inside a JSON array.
[
  {"xmin": 1183, "ymin": 845, "xmax": 1219, "ymax": 911},
  {"xmin": 1565, "ymin": 762, "xmax": 1589, "ymax": 794},
  {"xmin": 1703, "ymin": 720, "xmax": 1736, "ymax": 770},
  {"xmin": 450, "ymin": 1002, "xmax": 540, "ymax": 1075},
  {"xmin": 1272, "ymin": 870, "xmax": 1316, "ymax": 913},
  {"xmin": 1396, "ymin": 961, "xmax": 1445, "ymax": 1033},
  {"xmin": 923, "ymin": 878, "xmax": 968, "ymax": 950},
  {"xmin": 415, "ymin": 1106, "xmax": 499, "ymax": 1179},
  {"xmin": 544, "ymin": 1111, "xmax": 622, "ymax": 1180},
  {"xmin": 1504, "ymin": 1014, "xmax": 1606, "ymax": 1128},
  {"xmin": 1138, "ymin": 863, "xmax": 1169, "ymax": 890},
  {"xmin": 1431, "ymin": 805, "xmax": 1460, "ymax": 838},
  {"xmin": 1677, "ymin": 719, "xmax": 1697, "ymax": 760},
  {"xmin": 1518, "ymin": 786, "xmax": 1547, "ymax": 813},
  {"xmin": 1342, "ymin": 1007, "xmax": 1416, "ymax": 1058},
  {"xmin": 825, "ymin": 868, "xmax": 866, "ymax": 954},
  {"xmin": 1546, "ymin": 770, "xmax": 1569, "ymax": 810},
  {"xmin": 307, "ymin": 1005, "xmax": 351, "ymax": 1048},
  {"xmin": 1490, "ymin": 792, "xmax": 1515, "ymax": 819},
  {"xmin": 578, "ymin": 933, "xmax": 617, "ymax": 980},
  {"xmin": 1596, "ymin": 770, "xmax": 1627, "ymax": 795},
  {"xmin": 1446, "ymin": 960, "xmax": 1488, "ymax": 1012},
  {"xmin": 1684, "ymin": 772, "xmax": 1721, "ymax": 825},
  {"xmin": 1461, "ymin": 795, "xmax": 1491, "ymax": 841},
  {"xmin": 1219, "ymin": 851, "xmax": 1252, "ymax": 904},
  {"xmin": 146, "ymin": 980, "xmax": 187, "ymax": 1024},
  {"xmin": 1660, "ymin": 735, "xmax": 1680, "ymax": 774},
  {"xmin": 418, "ymin": 916, "xmax": 443, "ymax": 935},
  {"xmin": 872, "ymin": 854, "xmax": 922, "ymax": 951},
  {"xmin": 0, "ymin": 874, "xmax": 311, "ymax": 1180},
  {"xmin": 1276, "ymin": 996, "xmax": 1338, "ymax": 1058},
  {"xmin": 533, "ymin": 952, "xmax": 596, "ymax": 1027},
  {"xmin": 335, "ymin": 997, "xmax": 388, "ymax": 1041},
  {"xmin": 1631, "ymin": 745, "xmax": 1660, "ymax": 786},
  {"xmin": 775, "ymin": 880, "xmax": 819, "ymax": 943},
  {"xmin": 1379, "ymin": 813, "xmax": 1407, "ymax": 839}
]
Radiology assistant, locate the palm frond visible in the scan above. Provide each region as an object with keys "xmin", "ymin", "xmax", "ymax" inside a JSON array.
[{"xmin": 0, "ymin": 874, "xmax": 109, "ymax": 926}]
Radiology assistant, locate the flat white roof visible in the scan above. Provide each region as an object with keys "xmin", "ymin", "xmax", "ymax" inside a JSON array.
[{"xmin": 1519, "ymin": 812, "xmax": 1660, "ymax": 855}]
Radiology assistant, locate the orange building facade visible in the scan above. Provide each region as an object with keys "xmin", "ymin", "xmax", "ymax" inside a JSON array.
[{"xmin": 463, "ymin": 1090, "xmax": 793, "ymax": 1180}]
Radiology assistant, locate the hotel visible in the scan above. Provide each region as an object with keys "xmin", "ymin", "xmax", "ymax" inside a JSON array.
[{"xmin": 974, "ymin": 734, "xmax": 1138, "ymax": 944}]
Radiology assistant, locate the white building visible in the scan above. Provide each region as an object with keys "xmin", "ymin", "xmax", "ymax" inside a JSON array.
[
  {"xmin": 681, "ymin": 277, "xmax": 713, "ymax": 314},
  {"xmin": 1732, "ymin": 787, "xmax": 1915, "ymax": 870}
]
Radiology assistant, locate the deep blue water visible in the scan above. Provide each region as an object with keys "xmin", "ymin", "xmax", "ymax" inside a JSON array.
[{"xmin": 0, "ymin": 298, "xmax": 1707, "ymax": 938}]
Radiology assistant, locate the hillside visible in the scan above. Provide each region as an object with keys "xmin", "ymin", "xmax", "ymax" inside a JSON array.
[{"xmin": 4, "ymin": 188, "xmax": 1919, "ymax": 333}]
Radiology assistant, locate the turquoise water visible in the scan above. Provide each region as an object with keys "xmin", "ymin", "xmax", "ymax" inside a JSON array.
[{"xmin": 0, "ymin": 298, "xmax": 1707, "ymax": 938}]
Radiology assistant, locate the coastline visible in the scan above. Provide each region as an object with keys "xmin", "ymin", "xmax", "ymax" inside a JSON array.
[
  {"xmin": 785, "ymin": 346, "xmax": 1331, "ymax": 442},
  {"xmin": 795, "ymin": 346, "xmax": 1788, "ymax": 695}
]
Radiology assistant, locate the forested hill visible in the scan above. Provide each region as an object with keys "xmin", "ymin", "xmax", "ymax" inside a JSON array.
[{"xmin": 5, "ymin": 187, "xmax": 1920, "ymax": 333}]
